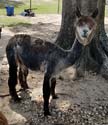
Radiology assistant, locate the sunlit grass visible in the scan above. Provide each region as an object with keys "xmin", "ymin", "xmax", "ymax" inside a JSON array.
[
  {"xmin": 0, "ymin": 0, "xmax": 62, "ymax": 15},
  {"xmin": 0, "ymin": 16, "xmax": 31, "ymax": 27},
  {"xmin": 0, "ymin": 0, "xmax": 107, "ymax": 16},
  {"xmin": 0, "ymin": 0, "xmax": 62, "ymax": 27},
  {"xmin": 105, "ymin": 5, "xmax": 108, "ymax": 17}
]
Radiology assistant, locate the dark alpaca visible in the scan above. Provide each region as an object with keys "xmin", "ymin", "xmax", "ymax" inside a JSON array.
[{"xmin": 6, "ymin": 8, "xmax": 98, "ymax": 116}]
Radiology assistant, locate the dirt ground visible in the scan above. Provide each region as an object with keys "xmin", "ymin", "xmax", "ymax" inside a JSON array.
[{"xmin": 0, "ymin": 15, "xmax": 108, "ymax": 125}]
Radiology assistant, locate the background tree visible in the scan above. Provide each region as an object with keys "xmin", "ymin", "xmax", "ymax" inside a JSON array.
[{"xmin": 56, "ymin": 0, "xmax": 108, "ymax": 78}]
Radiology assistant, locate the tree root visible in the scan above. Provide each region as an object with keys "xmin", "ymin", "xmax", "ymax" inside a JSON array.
[{"xmin": 100, "ymin": 55, "xmax": 108, "ymax": 80}]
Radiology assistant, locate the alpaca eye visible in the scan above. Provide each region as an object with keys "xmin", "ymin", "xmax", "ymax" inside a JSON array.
[
  {"xmin": 89, "ymin": 27, "xmax": 91, "ymax": 30},
  {"xmin": 88, "ymin": 24, "xmax": 92, "ymax": 30}
]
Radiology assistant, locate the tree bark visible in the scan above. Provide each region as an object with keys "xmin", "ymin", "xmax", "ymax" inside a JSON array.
[
  {"xmin": 55, "ymin": 0, "xmax": 77, "ymax": 49},
  {"xmin": 56, "ymin": 0, "xmax": 108, "ymax": 78}
]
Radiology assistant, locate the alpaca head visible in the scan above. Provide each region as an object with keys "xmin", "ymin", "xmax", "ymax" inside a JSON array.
[{"xmin": 75, "ymin": 8, "xmax": 98, "ymax": 46}]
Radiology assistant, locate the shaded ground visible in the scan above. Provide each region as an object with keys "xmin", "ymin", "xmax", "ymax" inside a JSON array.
[{"xmin": 0, "ymin": 15, "xmax": 108, "ymax": 125}]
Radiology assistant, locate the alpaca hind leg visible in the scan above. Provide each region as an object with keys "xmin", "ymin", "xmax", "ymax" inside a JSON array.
[
  {"xmin": 51, "ymin": 77, "xmax": 58, "ymax": 99},
  {"xmin": 19, "ymin": 67, "xmax": 29, "ymax": 90},
  {"xmin": 8, "ymin": 64, "xmax": 21, "ymax": 102}
]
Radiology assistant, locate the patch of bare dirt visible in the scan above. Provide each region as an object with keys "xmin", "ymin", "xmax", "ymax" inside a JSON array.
[
  {"xmin": 10, "ymin": 15, "xmax": 61, "ymax": 42},
  {"xmin": 0, "ymin": 15, "xmax": 108, "ymax": 125}
]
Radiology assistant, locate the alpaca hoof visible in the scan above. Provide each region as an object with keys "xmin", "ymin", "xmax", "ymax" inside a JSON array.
[
  {"xmin": 13, "ymin": 96, "xmax": 22, "ymax": 103},
  {"xmin": 21, "ymin": 85, "xmax": 29, "ymax": 90},
  {"xmin": 44, "ymin": 111, "xmax": 51, "ymax": 116},
  {"xmin": 52, "ymin": 95, "xmax": 59, "ymax": 99}
]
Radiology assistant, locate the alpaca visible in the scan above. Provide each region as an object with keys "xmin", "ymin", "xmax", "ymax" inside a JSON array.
[{"xmin": 6, "ymin": 8, "xmax": 98, "ymax": 116}]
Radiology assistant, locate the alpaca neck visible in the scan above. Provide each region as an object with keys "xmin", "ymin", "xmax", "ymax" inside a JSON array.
[{"xmin": 66, "ymin": 38, "xmax": 84, "ymax": 65}]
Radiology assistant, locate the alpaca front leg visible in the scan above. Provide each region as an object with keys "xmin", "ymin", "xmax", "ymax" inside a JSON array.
[
  {"xmin": 43, "ymin": 73, "xmax": 51, "ymax": 116},
  {"xmin": 51, "ymin": 77, "xmax": 58, "ymax": 99}
]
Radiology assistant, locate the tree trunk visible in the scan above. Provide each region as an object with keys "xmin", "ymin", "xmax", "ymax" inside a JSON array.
[
  {"xmin": 55, "ymin": 0, "xmax": 77, "ymax": 49},
  {"xmin": 56, "ymin": 0, "xmax": 108, "ymax": 78}
]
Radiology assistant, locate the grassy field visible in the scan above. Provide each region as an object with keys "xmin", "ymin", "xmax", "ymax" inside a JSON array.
[
  {"xmin": 0, "ymin": 1, "xmax": 108, "ymax": 27},
  {"xmin": 0, "ymin": 0, "xmax": 107, "ymax": 15},
  {"xmin": 0, "ymin": 0, "xmax": 62, "ymax": 15},
  {"xmin": 0, "ymin": 0, "xmax": 108, "ymax": 15},
  {"xmin": 0, "ymin": 0, "xmax": 62, "ymax": 26},
  {"xmin": 105, "ymin": 5, "xmax": 108, "ymax": 17},
  {"xmin": 0, "ymin": 16, "xmax": 31, "ymax": 27}
]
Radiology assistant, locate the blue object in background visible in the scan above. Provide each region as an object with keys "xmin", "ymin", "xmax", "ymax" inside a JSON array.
[{"xmin": 5, "ymin": 6, "xmax": 14, "ymax": 16}]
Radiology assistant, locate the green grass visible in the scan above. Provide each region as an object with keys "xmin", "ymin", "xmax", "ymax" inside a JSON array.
[
  {"xmin": 105, "ymin": 5, "xmax": 108, "ymax": 17},
  {"xmin": 0, "ymin": 0, "xmax": 108, "ymax": 16},
  {"xmin": 0, "ymin": 16, "xmax": 31, "ymax": 27},
  {"xmin": 0, "ymin": 0, "xmax": 62, "ymax": 27},
  {"xmin": 0, "ymin": 0, "xmax": 62, "ymax": 15},
  {"xmin": 34, "ymin": 1, "xmax": 62, "ymax": 14}
]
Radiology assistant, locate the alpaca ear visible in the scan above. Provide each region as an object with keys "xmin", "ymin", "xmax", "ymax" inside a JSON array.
[
  {"xmin": 91, "ymin": 8, "xmax": 98, "ymax": 18},
  {"xmin": 76, "ymin": 7, "xmax": 81, "ymax": 18}
]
